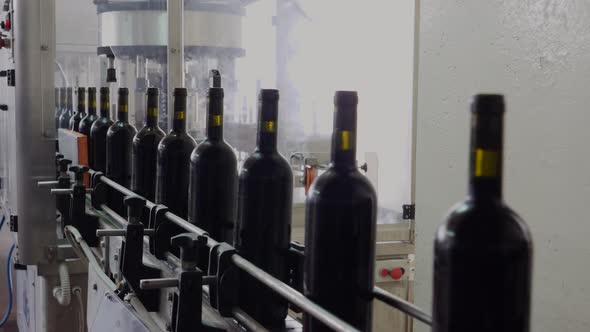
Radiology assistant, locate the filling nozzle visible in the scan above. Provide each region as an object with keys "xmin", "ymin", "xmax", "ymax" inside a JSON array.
[
  {"xmin": 107, "ymin": 55, "xmax": 116, "ymax": 83},
  {"xmin": 210, "ymin": 70, "xmax": 221, "ymax": 88}
]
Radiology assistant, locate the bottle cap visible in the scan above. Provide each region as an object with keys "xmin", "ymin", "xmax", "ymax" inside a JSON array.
[
  {"xmin": 471, "ymin": 94, "xmax": 504, "ymax": 114},
  {"xmin": 118, "ymin": 87, "xmax": 129, "ymax": 96},
  {"xmin": 208, "ymin": 87, "xmax": 224, "ymax": 98},
  {"xmin": 259, "ymin": 89, "xmax": 279, "ymax": 101},
  {"xmin": 174, "ymin": 88, "xmax": 187, "ymax": 97},
  {"xmin": 334, "ymin": 91, "xmax": 358, "ymax": 106},
  {"xmin": 147, "ymin": 87, "xmax": 159, "ymax": 96}
]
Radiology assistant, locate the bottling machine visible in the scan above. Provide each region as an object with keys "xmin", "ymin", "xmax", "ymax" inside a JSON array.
[{"xmin": 0, "ymin": 0, "xmax": 420, "ymax": 331}]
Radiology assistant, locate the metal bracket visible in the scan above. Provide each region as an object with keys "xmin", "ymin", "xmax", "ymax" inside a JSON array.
[
  {"xmin": 9, "ymin": 214, "xmax": 17, "ymax": 232},
  {"xmin": 6, "ymin": 68, "xmax": 14, "ymax": 86},
  {"xmin": 403, "ymin": 204, "xmax": 415, "ymax": 220}
]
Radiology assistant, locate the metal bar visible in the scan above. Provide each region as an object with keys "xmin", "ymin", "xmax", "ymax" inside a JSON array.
[
  {"xmin": 164, "ymin": 212, "xmax": 219, "ymax": 248},
  {"xmin": 99, "ymin": 176, "xmax": 155, "ymax": 209},
  {"xmin": 232, "ymin": 308, "xmax": 270, "ymax": 332},
  {"xmin": 140, "ymin": 277, "xmax": 179, "ymax": 290},
  {"xmin": 165, "ymin": 252, "xmax": 181, "ymax": 268},
  {"xmin": 100, "ymin": 204, "xmax": 128, "ymax": 227},
  {"xmin": 96, "ymin": 229, "xmax": 155, "ymax": 237},
  {"xmin": 231, "ymin": 255, "xmax": 359, "ymax": 332},
  {"xmin": 167, "ymin": 0, "xmax": 185, "ymax": 130},
  {"xmin": 372, "ymin": 286, "xmax": 432, "ymax": 326}
]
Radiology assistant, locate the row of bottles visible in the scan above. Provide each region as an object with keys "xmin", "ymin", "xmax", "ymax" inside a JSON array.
[
  {"xmin": 55, "ymin": 82, "xmax": 532, "ymax": 331},
  {"xmin": 54, "ymin": 83, "xmax": 381, "ymax": 331}
]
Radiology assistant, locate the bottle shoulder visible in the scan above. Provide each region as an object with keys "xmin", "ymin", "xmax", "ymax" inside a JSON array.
[
  {"xmin": 135, "ymin": 126, "xmax": 165, "ymax": 141},
  {"xmin": 241, "ymin": 151, "xmax": 292, "ymax": 175},
  {"xmin": 91, "ymin": 117, "xmax": 113, "ymax": 130},
  {"xmin": 158, "ymin": 132, "xmax": 197, "ymax": 152},
  {"xmin": 191, "ymin": 139, "xmax": 236, "ymax": 161},
  {"xmin": 436, "ymin": 198, "xmax": 532, "ymax": 248},
  {"xmin": 307, "ymin": 167, "xmax": 376, "ymax": 203},
  {"xmin": 108, "ymin": 121, "xmax": 137, "ymax": 135}
]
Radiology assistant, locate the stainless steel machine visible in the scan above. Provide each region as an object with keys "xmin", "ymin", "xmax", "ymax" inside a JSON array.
[{"xmin": 0, "ymin": 1, "xmax": 420, "ymax": 331}]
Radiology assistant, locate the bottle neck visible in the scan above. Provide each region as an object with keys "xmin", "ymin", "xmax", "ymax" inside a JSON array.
[
  {"xmin": 100, "ymin": 98, "xmax": 110, "ymax": 118},
  {"xmin": 77, "ymin": 95, "xmax": 86, "ymax": 114},
  {"xmin": 88, "ymin": 93, "xmax": 97, "ymax": 115},
  {"xmin": 468, "ymin": 112, "xmax": 503, "ymax": 201},
  {"xmin": 172, "ymin": 94, "xmax": 187, "ymax": 133},
  {"xmin": 118, "ymin": 103, "xmax": 129, "ymax": 122},
  {"xmin": 145, "ymin": 95, "xmax": 159, "ymax": 128},
  {"xmin": 330, "ymin": 104, "xmax": 357, "ymax": 169},
  {"xmin": 206, "ymin": 92, "xmax": 224, "ymax": 141},
  {"xmin": 256, "ymin": 100, "xmax": 278, "ymax": 153}
]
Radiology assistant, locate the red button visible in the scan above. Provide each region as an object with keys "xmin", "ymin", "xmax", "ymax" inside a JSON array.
[
  {"xmin": 380, "ymin": 268, "xmax": 389, "ymax": 277},
  {"xmin": 390, "ymin": 267, "xmax": 405, "ymax": 280}
]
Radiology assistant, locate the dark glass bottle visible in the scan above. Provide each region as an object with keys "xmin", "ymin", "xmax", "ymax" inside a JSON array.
[
  {"xmin": 303, "ymin": 91, "xmax": 377, "ymax": 332},
  {"xmin": 106, "ymin": 88, "xmax": 137, "ymax": 215},
  {"xmin": 59, "ymin": 87, "xmax": 73, "ymax": 129},
  {"xmin": 131, "ymin": 88, "xmax": 165, "ymax": 201},
  {"xmin": 155, "ymin": 88, "xmax": 197, "ymax": 218},
  {"xmin": 106, "ymin": 87, "xmax": 137, "ymax": 187},
  {"xmin": 70, "ymin": 87, "xmax": 86, "ymax": 131},
  {"xmin": 79, "ymin": 88, "xmax": 98, "ymax": 166},
  {"xmin": 432, "ymin": 95, "xmax": 532, "ymax": 332},
  {"xmin": 234, "ymin": 89, "xmax": 293, "ymax": 328},
  {"xmin": 188, "ymin": 86, "xmax": 237, "ymax": 243},
  {"xmin": 90, "ymin": 88, "xmax": 114, "ymax": 172}
]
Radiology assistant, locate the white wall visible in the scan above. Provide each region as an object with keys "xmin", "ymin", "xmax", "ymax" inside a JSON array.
[{"xmin": 414, "ymin": 1, "xmax": 590, "ymax": 331}]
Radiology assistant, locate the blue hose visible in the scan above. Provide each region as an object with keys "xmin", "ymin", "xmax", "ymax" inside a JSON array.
[{"xmin": 0, "ymin": 243, "xmax": 15, "ymax": 327}]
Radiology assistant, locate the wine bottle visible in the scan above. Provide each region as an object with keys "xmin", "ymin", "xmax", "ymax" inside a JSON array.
[
  {"xmin": 303, "ymin": 91, "xmax": 377, "ymax": 332},
  {"xmin": 131, "ymin": 87, "xmax": 165, "ymax": 201},
  {"xmin": 69, "ymin": 87, "xmax": 86, "ymax": 131},
  {"xmin": 155, "ymin": 88, "xmax": 197, "ymax": 218},
  {"xmin": 234, "ymin": 89, "xmax": 293, "ymax": 328},
  {"xmin": 90, "ymin": 87, "xmax": 114, "ymax": 172},
  {"xmin": 188, "ymin": 86, "xmax": 237, "ymax": 243},
  {"xmin": 432, "ymin": 95, "xmax": 532, "ymax": 332},
  {"xmin": 106, "ymin": 87, "xmax": 137, "ymax": 187},
  {"xmin": 79, "ymin": 87, "xmax": 99, "ymax": 166},
  {"xmin": 59, "ymin": 87, "xmax": 73, "ymax": 129}
]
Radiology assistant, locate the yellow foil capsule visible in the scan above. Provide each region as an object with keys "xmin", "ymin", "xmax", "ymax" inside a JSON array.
[
  {"xmin": 340, "ymin": 130, "xmax": 351, "ymax": 151},
  {"xmin": 263, "ymin": 121, "xmax": 276, "ymax": 133},
  {"xmin": 119, "ymin": 104, "xmax": 128, "ymax": 113},
  {"xmin": 175, "ymin": 111, "xmax": 185, "ymax": 120},
  {"xmin": 210, "ymin": 114, "xmax": 222, "ymax": 127},
  {"xmin": 474, "ymin": 149, "xmax": 499, "ymax": 177},
  {"xmin": 148, "ymin": 107, "xmax": 158, "ymax": 117},
  {"xmin": 92, "ymin": 101, "xmax": 97, "ymax": 109}
]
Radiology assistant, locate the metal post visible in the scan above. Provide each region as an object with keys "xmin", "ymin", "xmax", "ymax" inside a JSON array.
[
  {"xmin": 13, "ymin": 0, "xmax": 58, "ymax": 264},
  {"xmin": 167, "ymin": 0, "xmax": 185, "ymax": 130}
]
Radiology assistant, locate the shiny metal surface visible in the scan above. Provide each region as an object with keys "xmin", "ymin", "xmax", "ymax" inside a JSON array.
[
  {"xmin": 99, "ymin": 10, "xmax": 242, "ymax": 49},
  {"xmin": 139, "ymin": 277, "xmax": 179, "ymax": 290},
  {"xmin": 373, "ymin": 286, "xmax": 432, "ymax": 325},
  {"xmin": 167, "ymin": 0, "xmax": 185, "ymax": 130},
  {"xmin": 231, "ymin": 255, "xmax": 360, "ymax": 332},
  {"xmin": 13, "ymin": 0, "xmax": 58, "ymax": 264}
]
